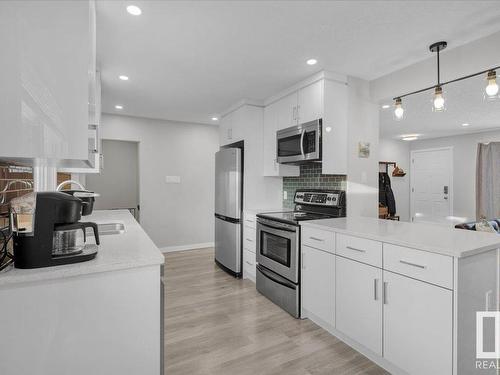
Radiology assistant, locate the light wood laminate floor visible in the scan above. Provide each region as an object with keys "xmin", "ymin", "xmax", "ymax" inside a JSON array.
[{"xmin": 164, "ymin": 248, "xmax": 389, "ymax": 375}]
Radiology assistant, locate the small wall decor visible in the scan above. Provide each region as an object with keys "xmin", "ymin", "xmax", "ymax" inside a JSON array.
[{"xmin": 358, "ymin": 142, "xmax": 370, "ymax": 158}]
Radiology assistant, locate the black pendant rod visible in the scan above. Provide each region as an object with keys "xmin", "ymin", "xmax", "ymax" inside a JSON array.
[
  {"xmin": 437, "ymin": 48, "xmax": 440, "ymax": 86},
  {"xmin": 393, "ymin": 65, "xmax": 500, "ymax": 101}
]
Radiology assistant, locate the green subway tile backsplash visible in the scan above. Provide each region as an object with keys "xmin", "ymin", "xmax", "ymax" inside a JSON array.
[{"xmin": 282, "ymin": 164, "xmax": 346, "ymax": 208}]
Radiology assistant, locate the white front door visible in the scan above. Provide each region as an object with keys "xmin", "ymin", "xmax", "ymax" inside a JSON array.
[{"xmin": 410, "ymin": 147, "xmax": 453, "ymax": 224}]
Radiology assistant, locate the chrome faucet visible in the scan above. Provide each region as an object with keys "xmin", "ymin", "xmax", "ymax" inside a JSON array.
[
  {"xmin": 56, "ymin": 180, "xmax": 86, "ymax": 192},
  {"xmin": 0, "ymin": 180, "xmax": 33, "ymax": 204}
]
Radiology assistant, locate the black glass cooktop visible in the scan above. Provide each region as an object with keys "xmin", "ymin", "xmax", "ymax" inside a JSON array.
[{"xmin": 257, "ymin": 211, "xmax": 334, "ymax": 225}]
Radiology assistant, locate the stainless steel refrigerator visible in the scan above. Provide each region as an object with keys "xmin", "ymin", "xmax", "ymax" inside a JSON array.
[{"xmin": 214, "ymin": 147, "xmax": 242, "ymax": 277}]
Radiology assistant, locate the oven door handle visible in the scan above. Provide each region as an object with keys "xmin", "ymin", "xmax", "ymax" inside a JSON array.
[
  {"xmin": 257, "ymin": 264, "xmax": 296, "ymax": 290},
  {"xmin": 258, "ymin": 221, "xmax": 297, "ymax": 233}
]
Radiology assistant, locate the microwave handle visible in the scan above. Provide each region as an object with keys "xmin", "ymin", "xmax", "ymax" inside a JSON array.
[{"xmin": 300, "ymin": 129, "xmax": 305, "ymax": 157}]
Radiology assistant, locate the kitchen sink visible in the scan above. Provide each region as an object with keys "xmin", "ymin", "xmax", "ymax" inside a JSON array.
[{"xmin": 87, "ymin": 223, "xmax": 125, "ymax": 236}]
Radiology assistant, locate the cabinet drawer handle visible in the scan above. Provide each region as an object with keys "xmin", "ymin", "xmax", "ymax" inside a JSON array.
[
  {"xmin": 346, "ymin": 246, "xmax": 366, "ymax": 253},
  {"xmin": 374, "ymin": 278, "xmax": 379, "ymax": 301},
  {"xmin": 399, "ymin": 260, "xmax": 426, "ymax": 269},
  {"xmin": 383, "ymin": 281, "xmax": 388, "ymax": 305},
  {"xmin": 309, "ymin": 236, "xmax": 325, "ymax": 242}
]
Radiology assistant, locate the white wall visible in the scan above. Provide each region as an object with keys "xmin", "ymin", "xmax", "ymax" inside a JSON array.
[
  {"xmin": 99, "ymin": 114, "xmax": 219, "ymax": 250},
  {"xmin": 409, "ymin": 129, "xmax": 500, "ymax": 222},
  {"xmin": 86, "ymin": 140, "xmax": 139, "ymax": 212},
  {"xmin": 379, "ymin": 138, "xmax": 411, "ymax": 221},
  {"xmin": 346, "ymin": 77, "xmax": 379, "ymax": 218}
]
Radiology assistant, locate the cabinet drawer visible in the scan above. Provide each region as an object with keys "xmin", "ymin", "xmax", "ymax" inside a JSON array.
[
  {"xmin": 301, "ymin": 227, "xmax": 335, "ymax": 253},
  {"xmin": 243, "ymin": 226, "xmax": 257, "ymax": 253},
  {"xmin": 243, "ymin": 249, "xmax": 256, "ymax": 278},
  {"xmin": 243, "ymin": 212, "xmax": 256, "ymax": 229},
  {"xmin": 383, "ymin": 244, "xmax": 453, "ymax": 289},
  {"xmin": 336, "ymin": 234, "xmax": 382, "ymax": 267}
]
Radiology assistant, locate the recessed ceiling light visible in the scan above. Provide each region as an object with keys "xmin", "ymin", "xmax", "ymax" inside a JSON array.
[
  {"xmin": 382, "ymin": 104, "xmax": 390, "ymax": 109},
  {"xmin": 119, "ymin": 75, "xmax": 129, "ymax": 81},
  {"xmin": 461, "ymin": 123, "xmax": 470, "ymax": 127},
  {"xmin": 115, "ymin": 105, "xmax": 123, "ymax": 110},
  {"xmin": 211, "ymin": 117, "xmax": 218, "ymax": 121},
  {"xmin": 402, "ymin": 136, "xmax": 418, "ymax": 141},
  {"xmin": 126, "ymin": 5, "xmax": 142, "ymax": 16},
  {"xmin": 306, "ymin": 58, "xmax": 318, "ymax": 66}
]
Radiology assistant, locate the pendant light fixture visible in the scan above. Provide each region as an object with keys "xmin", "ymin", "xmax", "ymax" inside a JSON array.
[
  {"xmin": 430, "ymin": 41, "xmax": 447, "ymax": 112},
  {"xmin": 390, "ymin": 41, "xmax": 499, "ymax": 121},
  {"xmin": 485, "ymin": 70, "xmax": 499, "ymax": 100},
  {"xmin": 393, "ymin": 97, "xmax": 404, "ymax": 120}
]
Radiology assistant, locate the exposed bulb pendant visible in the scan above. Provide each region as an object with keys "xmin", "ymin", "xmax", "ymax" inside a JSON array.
[
  {"xmin": 394, "ymin": 97, "xmax": 404, "ymax": 120},
  {"xmin": 485, "ymin": 70, "xmax": 499, "ymax": 100},
  {"xmin": 430, "ymin": 41, "xmax": 447, "ymax": 113},
  {"xmin": 433, "ymin": 86, "xmax": 445, "ymax": 112}
]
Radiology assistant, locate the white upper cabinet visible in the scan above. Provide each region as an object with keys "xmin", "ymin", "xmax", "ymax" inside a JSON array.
[
  {"xmin": 297, "ymin": 81, "xmax": 324, "ymax": 124},
  {"xmin": 262, "ymin": 74, "xmax": 348, "ymax": 176},
  {"xmin": 322, "ymin": 80, "xmax": 348, "ymax": 175},
  {"xmin": 262, "ymin": 100, "xmax": 300, "ymax": 177},
  {"xmin": 276, "ymin": 92, "xmax": 298, "ymax": 130},
  {"xmin": 0, "ymin": 0, "xmax": 94, "ymax": 162}
]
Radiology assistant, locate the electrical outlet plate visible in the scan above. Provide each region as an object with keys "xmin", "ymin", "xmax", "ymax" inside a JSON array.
[{"xmin": 165, "ymin": 176, "xmax": 181, "ymax": 184}]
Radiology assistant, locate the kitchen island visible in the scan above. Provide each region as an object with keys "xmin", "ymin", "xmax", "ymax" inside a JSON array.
[
  {"xmin": 300, "ymin": 217, "xmax": 500, "ymax": 375},
  {"xmin": 0, "ymin": 210, "xmax": 164, "ymax": 375}
]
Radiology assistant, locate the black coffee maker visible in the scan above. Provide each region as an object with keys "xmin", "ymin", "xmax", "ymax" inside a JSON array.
[{"xmin": 10, "ymin": 192, "xmax": 100, "ymax": 269}]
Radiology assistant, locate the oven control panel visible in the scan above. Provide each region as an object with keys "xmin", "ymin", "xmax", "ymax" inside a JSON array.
[{"xmin": 294, "ymin": 190, "xmax": 344, "ymax": 207}]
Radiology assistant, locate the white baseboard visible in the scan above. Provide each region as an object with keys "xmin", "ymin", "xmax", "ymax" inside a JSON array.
[{"xmin": 160, "ymin": 242, "xmax": 214, "ymax": 253}]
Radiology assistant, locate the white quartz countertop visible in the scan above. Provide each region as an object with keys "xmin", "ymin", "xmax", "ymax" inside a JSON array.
[
  {"xmin": 0, "ymin": 210, "xmax": 164, "ymax": 287},
  {"xmin": 244, "ymin": 207, "xmax": 285, "ymax": 215},
  {"xmin": 301, "ymin": 217, "xmax": 500, "ymax": 258}
]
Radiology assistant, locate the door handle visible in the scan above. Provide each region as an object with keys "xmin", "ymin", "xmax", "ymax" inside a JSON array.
[
  {"xmin": 346, "ymin": 246, "xmax": 366, "ymax": 253},
  {"xmin": 383, "ymin": 281, "xmax": 388, "ymax": 305},
  {"xmin": 309, "ymin": 236, "xmax": 324, "ymax": 242},
  {"xmin": 399, "ymin": 260, "xmax": 426, "ymax": 269},
  {"xmin": 300, "ymin": 129, "xmax": 305, "ymax": 157}
]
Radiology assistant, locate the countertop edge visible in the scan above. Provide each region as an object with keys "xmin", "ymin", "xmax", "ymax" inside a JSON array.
[
  {"xmin": 0, "ymin": 258, "xmax": 164, "ymax": 289},
  {"xmin": 300, "ymin": 220, "xmax": 500, "ymax": 258}
]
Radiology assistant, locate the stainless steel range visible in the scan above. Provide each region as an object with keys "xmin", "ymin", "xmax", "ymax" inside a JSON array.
[{"xmin": 256, "ymin": 189, "xmax": 346, "ymax": 318}]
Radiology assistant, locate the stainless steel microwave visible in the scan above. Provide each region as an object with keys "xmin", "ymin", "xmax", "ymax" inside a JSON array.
[{"xmin": 276, "ymin": 119, "xmax": 321, "ymax": 164}]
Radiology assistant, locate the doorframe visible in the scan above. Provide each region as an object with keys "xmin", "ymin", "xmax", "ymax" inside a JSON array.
[{"xmin": 409, "ymin": 146, "xmax": 454, "ymax": 223}]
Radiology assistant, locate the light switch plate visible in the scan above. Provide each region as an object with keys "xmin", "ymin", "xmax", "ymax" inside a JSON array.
[{"xmin": 165, "ymin": 176, "xmax": 181, "ymax": 184}]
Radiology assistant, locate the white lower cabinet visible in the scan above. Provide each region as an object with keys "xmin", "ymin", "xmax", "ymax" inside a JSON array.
[
  {"xmin": 336, "ymin": 256, "xmax": 383, "ymax": 355},
  {"xmin": 243, "ymin": 249, "xmax": 256, "ymax": 280},
  {"xmin": 383, "ymin": 271, "xmax": 453, "ymax": 375},
  {"xmin": 301, "ymin": 245, "xmax": 335, "ymax": 328}
]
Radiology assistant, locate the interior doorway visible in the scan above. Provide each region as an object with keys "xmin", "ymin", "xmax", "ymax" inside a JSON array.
[
  {"xmin": 410, "ymin": 147, "xmax": 453, "ymax": 224},
  {"xmin": 86, "ymin": 140, "xmax": 140, "ymax": 221}
]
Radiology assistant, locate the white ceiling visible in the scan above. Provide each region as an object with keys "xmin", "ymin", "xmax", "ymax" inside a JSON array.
[
  {"xmin": 380, "ymin": 74, "xmax": 500, "ymax": 140},
  {"xmin": 96, "ymin": 0, "xmax": 500, "ymax": 124}
]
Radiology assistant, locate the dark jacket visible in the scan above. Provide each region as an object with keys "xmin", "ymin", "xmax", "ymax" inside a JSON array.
[{"xmin": 379, "ymin": 172, "xmax": 396, "ymax": 215}]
